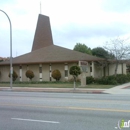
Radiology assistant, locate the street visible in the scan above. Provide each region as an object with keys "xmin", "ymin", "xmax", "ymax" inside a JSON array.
[{"xmin": 0, "ymin": 91, "xmax": 130, "ymax": 130}]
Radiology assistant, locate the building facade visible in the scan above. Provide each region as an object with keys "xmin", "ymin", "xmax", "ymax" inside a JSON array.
[{"xmin": 0, "ymin": 14, "xmax": 127, "ymax": 82}]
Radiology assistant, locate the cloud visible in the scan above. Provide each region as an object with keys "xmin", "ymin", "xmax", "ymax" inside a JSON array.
[
  {"xmin": 53, "ymin": 22, "xmax": 128, "ymax": 44},
  {"xmin": 52, "ymin": 19, "xmax": 130, "ymax": 51},
  {"xmin": 102, "ymin": 0, "xmax": 130, "ymax": 13},
  {"xmin": 1, "ymin": 0, "xmax": 130, "ymax": 57}
]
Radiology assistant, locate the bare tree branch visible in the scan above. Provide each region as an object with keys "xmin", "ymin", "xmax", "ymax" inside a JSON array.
[{"xmin": 104, "ymin": 37, "xmax": 130, "ymax": 75}]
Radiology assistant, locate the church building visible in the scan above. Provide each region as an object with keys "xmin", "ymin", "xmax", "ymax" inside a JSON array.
[{"xmin": 0, "ymin": 14, "xmax": 126, "ymax": 82}]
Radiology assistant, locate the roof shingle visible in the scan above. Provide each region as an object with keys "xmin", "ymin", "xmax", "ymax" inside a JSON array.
[
  {"xmin": 0, "ymin": 45, "xmax": 105, "ymax": 65},
  {"xmin": 31, "ymin": 14, "xmax": 53, "ymax": 51},
  {"xmin": 0, "ymin": 14, "xmax": 105, "ymax": 65}
]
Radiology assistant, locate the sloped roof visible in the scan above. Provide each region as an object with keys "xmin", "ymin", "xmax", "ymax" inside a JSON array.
[
  {"xmin": 0, "ymin": 57, "xmax": 3, "ymax": 61},
  {"xmin": 0, "ymin": 45, "xmax": 105, "ymax": 65},
  {"xmin": 31, "ymin": 14, "xmax": 53, "ymax": 51},
  {"xmin": 0, "ymin": 14, "xmax": 105, "ymax": 65},
  {"xmin": 0, "ymin": 57, "xmax": 9, "ymax": 62}
]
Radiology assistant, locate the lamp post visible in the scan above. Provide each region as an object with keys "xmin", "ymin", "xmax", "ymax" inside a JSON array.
[{"xmin": 0, "ymin": 10, "xmax": 12, "ymax": 89}]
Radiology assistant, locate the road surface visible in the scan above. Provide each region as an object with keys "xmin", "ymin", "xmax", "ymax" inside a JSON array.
[{"xmin": 0, "ymin": 91, "xmax": 130, "ymax": 130}]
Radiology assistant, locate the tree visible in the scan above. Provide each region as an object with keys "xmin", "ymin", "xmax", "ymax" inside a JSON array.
[
  {"xmin": 73, "ymin": 43, "xmax": 92, "ymax": 55},
  {"xmin": 104, "ymin": 37, "xmax": 130, "ymax": 75},
  {"xmin": 52, "ymin": 69, "xmax": 61, "ymax": 81},
  {"xmin": 69, "ymin": 65, "xmax": 81, "ymax": 90},
  {"xmin": 9, "ymin": 70, "xmax": 18, "ymax": 81},
  {"xmin": 26, "ymin": 70, "xmax": 34, "ymax": 81},
  {"xmin": 92, "ymin": 47, "xmax": 115, "ymax": 59}
]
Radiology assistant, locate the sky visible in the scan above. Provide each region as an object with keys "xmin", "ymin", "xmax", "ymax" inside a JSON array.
[{"xmin": 0, "ymin": 0, "xmax": 130, "ymax": 57}]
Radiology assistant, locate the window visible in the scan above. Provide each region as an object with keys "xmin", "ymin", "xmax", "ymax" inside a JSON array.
[
  {"xmin": 65, "ymin": 70, "xmax": 68, "ymax": 77},
  {"xmin": 89, "ymin": 62, "xmax": 92, "ymax": 65},
  {"xmin": 90, "ymin": 67, "xmax": 92, "ymax": 72},
  {"xmin": 39, "ymin": 67, "xmax": 42, "ymax": 73},
  {"xmin": 19, "ymin": 66, "xmax": 22, "ymax": 69}
]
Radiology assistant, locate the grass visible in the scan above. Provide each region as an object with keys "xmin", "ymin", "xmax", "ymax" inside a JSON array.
[{"xmin": 0, "ymin": 82, "xmax": 115, "ymax": 89}]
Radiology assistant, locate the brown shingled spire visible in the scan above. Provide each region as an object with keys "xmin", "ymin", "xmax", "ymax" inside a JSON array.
[{"xmin": 31, "ymin": 14, "xmax": 53, "ymax": 51}]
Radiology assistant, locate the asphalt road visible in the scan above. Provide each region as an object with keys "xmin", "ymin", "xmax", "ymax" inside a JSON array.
[{"xmin": 0, "ymin": 91, "xmax": 130, "ymax": 130}]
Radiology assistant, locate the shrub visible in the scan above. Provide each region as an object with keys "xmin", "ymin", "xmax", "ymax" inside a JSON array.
[
  {"xmin": 51, "ymin": 69, "xmax": 61, "ymax": 81},
  {"xmin": 69, "ymin": 66, "xmax": 81, "ymax": 81},
  {"xmin": 9, "ymin": 70, "xmax": 18, "ymax": 81},
  {"xmin": 86, "ymin": 76, "xmax": 94, "ymax": 84},
  {"xmin": 26, "ymin": 70, "xmax": 34, "ymax": 81},
  {"xmin": 95, "ymin": 76, "xmax": 108, "ymax": 85},
  {"xmin": 68, "ymin": 78, "xmax": 81, "ymax": 82},
  {"xmin": 95, "ymin": 74, "xmax": 130, "ymax": 85},
  {"xmin": 127, "ymin": 73, "xmax": 130, "ymax": 81},
  {"xmin": 108, "ymin": 79, "xmax": 118, "ymax": 85},
  {"xmin": 115, "ymin": 74, "xmax": 129, "ymax": 84}
]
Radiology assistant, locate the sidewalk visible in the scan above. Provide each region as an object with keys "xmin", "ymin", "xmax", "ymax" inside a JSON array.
[
  {"xmin": 103, "ymin": 82, "xmax": 130, "ymax": 94},
  {"xmin": 0, "ymin": 87, "xmax": 106, "ymax": 94},
  {"xmin": 0, "ymin": 82, "xmax": 130, "ymax": 94}
]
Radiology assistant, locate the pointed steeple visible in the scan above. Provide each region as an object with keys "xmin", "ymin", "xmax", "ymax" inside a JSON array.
[{"xmin": 31, "ymin": 14, "xmax": 53, "ymax": 51}]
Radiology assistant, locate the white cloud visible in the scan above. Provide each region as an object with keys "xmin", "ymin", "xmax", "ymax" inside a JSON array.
[{"xmin": 0, "ymin": 0, "xmax": 130, "ymax": 57}]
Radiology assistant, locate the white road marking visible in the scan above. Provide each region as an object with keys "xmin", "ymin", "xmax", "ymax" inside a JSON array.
[{"xmin": 11, "ymin": 118, "xmax": 60, "ymax": 124}]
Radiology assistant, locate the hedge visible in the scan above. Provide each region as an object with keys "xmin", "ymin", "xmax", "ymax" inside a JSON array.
[
  {"xmin": 86, "ymin": 76, "xmax": 95, "ymax": 84},
  {"xmin": 95, "ymin": 74, "xmax": 130, "ymax": 85}
]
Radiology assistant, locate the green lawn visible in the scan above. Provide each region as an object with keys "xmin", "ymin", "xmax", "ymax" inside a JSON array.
[{"xmin": 0, "ymin": 82, "xmax": 115, "ymax": 89}]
